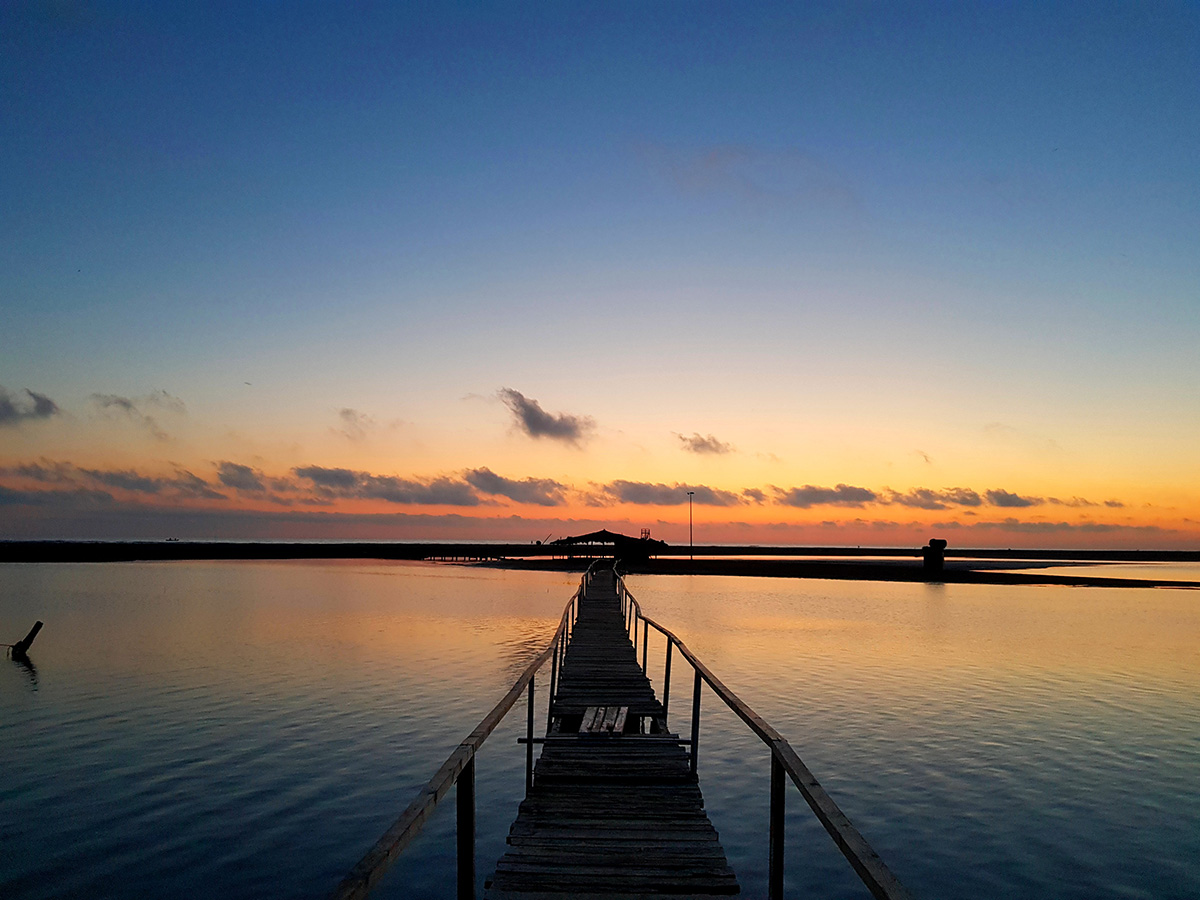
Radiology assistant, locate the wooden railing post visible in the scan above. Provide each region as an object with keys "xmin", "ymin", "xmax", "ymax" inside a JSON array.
[
  {"xmin": 662, "ymin": 639, "xmax": 673, "ymax": 719},
  {"xmin": 526, "ymin": 674, "xmax": 535, "ymax": 794},
  {"xmin": 690, "ymin": 669, "xmax": 701, "ymax": 775},
  {"xmin": 548, "ymin": 634, "xmax": 559, "ymax": 729},
  {"xmin": 457, "ymin": 754, "xmax": 476, "ymax": 900},
  {"xmin": 769, "ymin": 751, "xmax": 785, "ymax": 900},
  {"xmin": 641, "ymin": 619, "xmax": 649, "ymax": 673}
]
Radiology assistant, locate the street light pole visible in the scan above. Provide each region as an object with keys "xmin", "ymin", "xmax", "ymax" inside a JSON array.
[{"xmin": 687, "ymin": 491, "xmax": 694, "ymax": 560}]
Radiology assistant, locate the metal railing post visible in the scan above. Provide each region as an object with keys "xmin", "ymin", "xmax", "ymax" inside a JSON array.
[
  {"xmin": 769, "ymin": 752, "xmax": 785, "ymax": 900},
  {"xmin": 662, "ymin": 639, "xmax": 673, "ymax": 719},
  {"xmin": 457, "ymin": 754, "xmax": 476, "ymax": 900},
  {"xmin": 526, "ymin": 675, "xmax": 535, "ymax": 794},
  {"xmin": 641, "ymin": 619, "xmax": 648, "ymax": 673},
  {"xmin": 690, "ymin": 669, "xmax": 701, "ymax": 775}
]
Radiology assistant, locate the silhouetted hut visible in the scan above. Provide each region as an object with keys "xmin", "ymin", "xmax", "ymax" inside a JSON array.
[{"xmin": 549, "ymin": 529, "xmax": 667, "ymax": 562}]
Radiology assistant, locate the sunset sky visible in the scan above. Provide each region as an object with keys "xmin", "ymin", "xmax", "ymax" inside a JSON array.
[{"xmin": 2, "ymin": 2, "xmax": 1197, "ymax": 548}]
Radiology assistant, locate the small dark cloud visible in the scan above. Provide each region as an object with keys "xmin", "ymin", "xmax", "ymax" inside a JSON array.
[
  {"xmin": 464, "ymin": 468, "xmax": 567, "ymax": 506},
  {"xmin": 217, "ymin": 461, "xmax": 266, "ymax": 492},
  {"xmin": 292, "ymin": 465, "xmax": 480, "ymax": 506},
  {"xmin": 294, "ymin": 465, "xmax": 359, "ymax": 489},
  {"xmin": 915, "ymin": 450, "xmax": 933, "ymax": 465},
  {"xmin": 602, "ymin": 480, "xmax": 743, "ymax": 507},
  {"xmin": 498, "ymin": 388, "xmax": 593, "ymax": 445},
  {"xmin": 887, "ymin": 487, "xmax": 982, "ymax": 510},
  {"xmin": 742, "ymin": 488, "xmax": 766, "ymax": 503},
  {"xmin": 0, "ymin": 386, "xmax": 60, "ymax": 426},
  {"xmin": 1048, "ymin": 496, "xmax": 1099, "ymax": 508},
  {"xmin": 774, "ymin": 484, "xmax": 876, "ymax": 508},
  {"xmin": 677, "ymin": 433, "xmax": 733, "ymax": 455},
  {"xmin": 985, "ymin": 489, "xmax": 1043, "ymax": 508},
  {"xmin": 1104, "ymin": 500, "xmax": 1126, "ymax": 508},
  {"xmin": 335, "ymin": 408, "xmax": 374, "ymax": 441}
]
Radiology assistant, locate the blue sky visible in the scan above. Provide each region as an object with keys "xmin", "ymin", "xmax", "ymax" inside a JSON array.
[{"xmin": 2, "ymin": 2, "xmax": 1197, "ymax": 545}]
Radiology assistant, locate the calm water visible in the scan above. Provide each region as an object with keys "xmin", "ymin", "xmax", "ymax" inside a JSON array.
[{"xmin": 2, "ymin": 561, "xmax": 1198, "ymax": 899}]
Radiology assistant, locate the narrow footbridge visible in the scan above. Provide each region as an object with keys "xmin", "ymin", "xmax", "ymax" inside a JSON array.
[{"xmin": 331, "ymin": 562, "xmax": 913, "ymax": 900}]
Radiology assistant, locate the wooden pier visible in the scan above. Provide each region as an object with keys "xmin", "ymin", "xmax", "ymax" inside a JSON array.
[
  {"xmin": 486, "ymin": 567, "xmax": 737, "ymax": 897},
  {"xmin": 331, "ymin": 561, "xmax": 912, "ymax": 900}
]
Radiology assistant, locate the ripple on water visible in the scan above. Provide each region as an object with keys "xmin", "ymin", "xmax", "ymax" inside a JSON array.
[{"xmin": 2, "ymin": 563, "xmax": 1199, "ymax": 899}]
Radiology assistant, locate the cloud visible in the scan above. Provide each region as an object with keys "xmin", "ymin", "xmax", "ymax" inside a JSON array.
[
  {"xmin": 886, "ymin": 487, "xmax": 983, "ymax": 510},
  {"xmin": 334, "ymin": 408, "xmax": 374, "ymax": 441},
  {"xmin": 677, "ymin": 433, "xmax": 734, "ymax": 455},
  {"xmin": 293, "ymin": 465, "xmax": 480, "ymax": 506},
  {"xmin": 742, "ymin": 488, "xmax": 766, "ymax": 503},
  {"xmin": 0, "ymin": 386, "xmax": 60, "ymax": 426},
  {"xmin": 498, "ymin": 388, "xmax": 593, "ymax": 445},
  {"xmin": 1104, "ymin": 500, "xmax": 1126, "ymax": 508},
  {"xmin": 217, "ymin": 461, "xmax": 266, "ymax": 492},
  {"xmin": 1048, "ymin": 496, "xmax": 1098, "ymax": 507},
  {"xmin": 985, "ymin": 489, "xmax": 1043, "ymax": 508},
  {"xmin": 4, "ymin": 458, "xmax": 226, "ymax": 500},
  {"xmin": 774, "ymin": 484, "xmax": 877, "ymax": 508},
  {"xmin": 971, "ymin": 518, "xmax": 1167, "ymax": 535},
  {"xmin": 0, "ymin": 485, "xmax": 115, "ymax": 508},
  {"xmin": 79, "ymin": 467, "xmax": 163, "ymax": 494},
  {"xmin": 10, "ymin": 460, "xmax": 74, "ymax": 483},
  {"xmin": 464, "ymin": 468, "xmax": 567, "ymax": 506},
  {"xmin": 170, "ymin": 470, "xmax": 226, "ymax": 500},
  {"xmin": 91, "ymin": 391, "xmax": 184, "ymax": 441},
  {"xmin": 602, "ymin": 480, "xmax": 743, "ymax": 507}
]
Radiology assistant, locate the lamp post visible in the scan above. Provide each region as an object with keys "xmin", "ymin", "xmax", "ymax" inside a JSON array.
[{"xmin": 687, "ymin": 491, "xmax": 694, "ymax": 560}]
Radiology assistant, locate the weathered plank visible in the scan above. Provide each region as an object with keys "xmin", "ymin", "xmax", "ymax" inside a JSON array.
[{"xmin": 487, "ymin": 568, "xmax": 738, "ymax": 897}]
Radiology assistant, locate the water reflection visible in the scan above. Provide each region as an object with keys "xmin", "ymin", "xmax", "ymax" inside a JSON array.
[{"xmin": 7, "ymin": 650, "xmax": 38, "ymax": 689}]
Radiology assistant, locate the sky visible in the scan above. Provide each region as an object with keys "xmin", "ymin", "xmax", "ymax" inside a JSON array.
[{"xmin": 2, "ymin": 1, "xmax": 1198, "ymax": 548}]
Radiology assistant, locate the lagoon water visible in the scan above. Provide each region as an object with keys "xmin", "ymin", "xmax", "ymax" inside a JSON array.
[{"xmin": 2, "ymin": 560, "xmax": 1198, "ymax": 899}]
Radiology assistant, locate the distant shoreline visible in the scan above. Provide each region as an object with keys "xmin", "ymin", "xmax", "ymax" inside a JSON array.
[{"xmin": 2, "ymin": 541, "xmax": 1197, "ymax": 588}]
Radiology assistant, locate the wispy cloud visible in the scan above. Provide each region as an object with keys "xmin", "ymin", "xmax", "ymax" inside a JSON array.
[
  {"xmin": 464, "ymin": 467, "xmax": 567, "ymax": 506},
  {"xmin": 774, "ymin": 484, "xmax": 877, "ymax": 508},
  {"xmin": 334, "ymin": 408, "xmax": 374, "ymax": 441},
  {"xmin": 91, "ymin": 390, "xmax": 185, "ymax": 441},
  {"xmin": 677, "ymin": 432, "xmax": 734, "ymax": 455},
  {"xmin": 601, "ymin": 480, "xmax": 743, "ymax": 507},
  {"xmin": 498, "ymin": 388, "xmax": 594, "ymax": 445},
  {"xmin": 0, "ymin": 386, "xmax": 60, "ymax": 426}
]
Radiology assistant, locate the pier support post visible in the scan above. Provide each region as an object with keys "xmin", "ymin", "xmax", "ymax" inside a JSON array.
[
  {"xmin": 457, "ymin": 755, "xmax": 476, "ymax": 900},
  {"xmin": 769, "ymin": 752, "xmax": 785, "ymax": 900}
]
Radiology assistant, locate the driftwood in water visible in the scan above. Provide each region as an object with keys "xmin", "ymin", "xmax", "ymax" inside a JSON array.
[{"xmin": 11, "ymin": 621, "xmax": 43, "ymax": 657}]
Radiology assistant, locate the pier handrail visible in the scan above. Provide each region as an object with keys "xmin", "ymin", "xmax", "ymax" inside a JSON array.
[
  {"xmin": 330, "ymin": 561, "xmax": 597, "ymax": 900},
  {"xmin": 615, "ymin": 562, "xmax": 914, "ymax": 900}
]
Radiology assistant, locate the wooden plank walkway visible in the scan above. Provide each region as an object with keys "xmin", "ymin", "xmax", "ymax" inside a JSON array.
[{"xmin": 486, "ymin": 569, "xmax": 739, "ymax": 899}]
